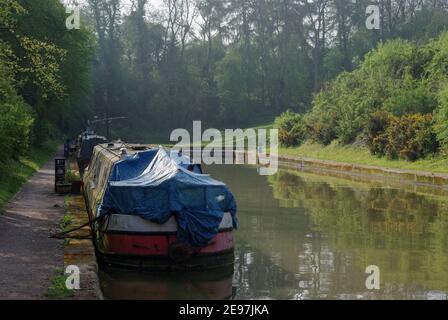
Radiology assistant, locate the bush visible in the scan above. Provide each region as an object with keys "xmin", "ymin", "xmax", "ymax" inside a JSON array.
[
  {"xmin": 382, "ymin": 79, "xmax": 437, "ymax": 116},
  {"xmin": 304, "ymin": 38, "xmax": 444, "ymax": 146},
  {"xmin": 309, "ymin": 118, "xmax": 337, "ymax": 145},
  {"xmin": 433, "ymin": 84, "xmax": 448, "ymax": 152},
  {"xmin": 366, "ymin": 112, "xmax": 439, "ymax": 161},
  {"xmin": 384, "ymin": 113, "xmax": 438, "ymax": 161},
  {"xmin": 274, "ymin": 111, "xmax": 307, "ymax": 147},
  {"xmin": 365, "ymin": 111, "xmax": 396, "ymax": 157},
  {"xmin": 304, "ymin": 90, "xmax": 338, "ymax": 145},
  {"xmin": 425, "ymin": 32, "xmax": 448, "ymax": 83}
]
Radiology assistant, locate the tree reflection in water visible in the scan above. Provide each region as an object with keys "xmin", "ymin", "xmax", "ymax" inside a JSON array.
[{"xmin": 206, "ymin": 165, "xmax": 448, "ymax": 300}]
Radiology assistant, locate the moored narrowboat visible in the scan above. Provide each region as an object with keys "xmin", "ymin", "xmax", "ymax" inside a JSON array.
[
  {"xmin": 83, "ymin": 142, "xmax": 237, "ymax": 270},
  {"xmin": 77, "ymin": 131, "xmax": 107, "ymax": 176}
]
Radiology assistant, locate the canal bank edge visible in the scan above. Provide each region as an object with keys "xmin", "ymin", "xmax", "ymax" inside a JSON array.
[
  {"xmin": 277, "ymin": 154, "xmax": 448, "ymax": 189},
  {"xmin": 62, "ymin": 159, "xmax": 103, "ymax": 300}
]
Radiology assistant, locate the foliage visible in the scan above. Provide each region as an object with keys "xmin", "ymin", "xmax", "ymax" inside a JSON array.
[
  {"xmin": 274, "ymin": 111, "xmax": 307, "ymax": 147},
  {"xmin": 45, "ymin": 268, "xmax": 74, "ymax": 299},
  {"xmin": 275, "ymin": 32, "xmax": 448, "ymax": 163},
  {"xmin": 433, "ymin": 84, "xmax": 448, "ymax": 153},
  {"xmin": 2, "ymin": 0, "xmax": 448, "ymax": 161},
  {"xmin": 380, "ymin": 113, "xmax": 438, "ymax": 161},
  {"xmin": 80, "ymin": 0, "xmax": 448, "ymax": 140},
  {"xmin": 354, "ymin": 110, "xmax": 438, "ymax": 161},
  {"xmin": 303, "ymin": 91, "xmax": 339, "ymax": 146},
  {"xmin": 365, "ymin": 111, "xmax": 395, "ymax": 157},
  {"xmin": 0, "ymin": 0, "xmax": 94, "ymax": 158},
  {"xmin": 0, "ymin": 56, "xmax": 34, "ymax": 160}
]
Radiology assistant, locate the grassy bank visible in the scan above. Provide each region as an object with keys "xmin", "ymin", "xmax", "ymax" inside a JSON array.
[
  {"xmin": 235, "ymin": 120, "xmax": 448, "ymax": 174},
  {"xmin": 0, "ymin": 141, "xmax": 58, "ymax": 212},
  {"xmin": 279, "ymin": 142, "xmax": 448, "ymax": 174},
  {"xmin": 233, "ymin": 121, "xmax": 448, "ymax": 174}
]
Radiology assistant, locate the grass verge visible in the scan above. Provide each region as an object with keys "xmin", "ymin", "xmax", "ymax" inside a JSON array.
[
  {"xmin": 0, "ymin": 141, "xmax": 58, "ymax": 213},
  {"xmin": 45, "ymin": 268, "xmax": 74, "ymax": 299},
  {"xmin": 62, "ymin": 196, "xmax": 73, "ymax": 229},
  {"xmin": 61, "ymin": 196, "xmax": 73, "ymax": 246},
  {"xmin": 239, "ymin": 120, "xmax": 448, "ymax": 174},
  {"xmin": 279, "ymin": 141, "xmax": 448, "ymax": 174},
  {"xmin": 46, "ymin": 197, "xmax": 75, "ymax": 299}
]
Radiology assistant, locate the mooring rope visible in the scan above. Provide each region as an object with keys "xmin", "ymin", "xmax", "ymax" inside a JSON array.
[{"xmin": 49, "ymin": 211, "xmax": 111, "ymax": 240}]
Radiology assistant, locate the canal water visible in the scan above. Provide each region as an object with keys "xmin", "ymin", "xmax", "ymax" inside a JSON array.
[{"xmin": 99, "ymin": 164, "xmax": 448, "ymax": 300}]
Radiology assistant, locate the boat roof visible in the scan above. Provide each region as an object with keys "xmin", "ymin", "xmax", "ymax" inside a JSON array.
[
  {"xmin": 95, "ymin": 142, "xmax": 156, "ymax": 158},
  {"xmin": 93, "ymin": 142, "xmax": 197, "ymax": 165},
  {"xmin": 82, "ymin": 134, "xmax": 107, "ymax": 141}
]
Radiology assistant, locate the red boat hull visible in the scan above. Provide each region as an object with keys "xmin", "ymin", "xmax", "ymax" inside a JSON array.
[
  {"xmin": 94, "ymin": 213, "xmax": 235, "ymax": 271},
  {"xmin": 101, "ymin": 231, "xmax": 234, "ymax": 256}
]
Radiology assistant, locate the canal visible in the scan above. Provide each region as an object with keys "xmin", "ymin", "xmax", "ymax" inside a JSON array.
[{"xmin": 99, "ymin": 164, "xmax": 448, "ymax": 300}]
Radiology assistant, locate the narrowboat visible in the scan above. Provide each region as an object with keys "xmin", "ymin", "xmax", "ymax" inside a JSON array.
[
  {"xmin": 83, "ymin": 142, "xmax": 238, "ymax": 271},
  {"xmin": 77, "ymin": 131, "xmax": 107, "ymax": 176}
]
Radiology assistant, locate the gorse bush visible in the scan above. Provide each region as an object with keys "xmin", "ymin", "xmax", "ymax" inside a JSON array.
[
  {"xmin": 384, "ymin": 113, "xmax": 438, "ymax": 161},
  {"xmin": 365, "ymin": 111, "xmax": 395, "ymax": 157},
  {"xmin": 358, "ymin": 112, "xmax": 437, "ymax": 161},
  {"xmin": 274, "ymin": 111, "xmax": 307, "ymax": 147},
  {"xmin": 306, "ymin": 113, "xmax": 337, "ymax": 145},
  {"xmin": 304, "ymin": 39, "xmax": 437, "ymax": 146}
]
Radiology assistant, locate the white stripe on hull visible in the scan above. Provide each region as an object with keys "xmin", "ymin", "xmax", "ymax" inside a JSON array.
[{"xmin": 106, "ymin": 212, "xmax": 233, "ymax": 233}]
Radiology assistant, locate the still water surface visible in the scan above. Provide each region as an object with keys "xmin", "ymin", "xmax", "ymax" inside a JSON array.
[{"xmin": 100, "ymin": 164, "xmax": 448, "ymax": 300}]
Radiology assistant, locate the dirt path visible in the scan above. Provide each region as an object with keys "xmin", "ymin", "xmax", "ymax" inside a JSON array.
[{"xmin": 0, "ymin": 148, "xmax": 64, "ymax": 299}]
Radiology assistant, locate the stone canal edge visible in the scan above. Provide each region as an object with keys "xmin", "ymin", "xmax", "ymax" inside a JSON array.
[
  {"xmin": 276, "ymin": 154, "xmax": 448, "ymax": 189},
  {"xmin": 0, "ymin": 146, "xmax": 102, "ymax": 300}
]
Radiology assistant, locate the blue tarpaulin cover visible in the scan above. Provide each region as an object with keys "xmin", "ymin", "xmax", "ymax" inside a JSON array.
[{"xmin": 98, "ymin": 147, "xmax": 238, "ymax": 247}]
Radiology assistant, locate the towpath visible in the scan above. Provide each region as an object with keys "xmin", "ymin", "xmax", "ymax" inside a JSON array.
[{"xmin": 0, "ymin": 148, "xmax": 64, "ymax": 299}]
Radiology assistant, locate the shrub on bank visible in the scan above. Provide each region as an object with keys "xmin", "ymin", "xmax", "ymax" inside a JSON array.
[
  {"xmin": 366, "ymin": 113, "xmax": 438, "ymax": 161},
  {"xmin": 365, "ymin": 111, "xmax": 395, "ymax": 157},
  {"xmin": 274, "ymin": 111, "xmax": 307, "ymax": 147},
  {"xmin": 304, "ymin": 101, "xmax": 338, "ymax": 146},
  {"xmin": 433, "ymin": 84, "xmax": 448, "ymax": 153},
  {"xmin": 385, "ymin": 113, "xmax": 438, "ymax": 161},
  {"xmin": 272, "ymin": 33, "xmax": 448, "ymax": 162}
]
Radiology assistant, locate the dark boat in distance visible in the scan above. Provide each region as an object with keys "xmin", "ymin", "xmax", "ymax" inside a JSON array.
[
  {"xmin": 82, "ymin": 142, "xmax": 238, "ymax": 271},
  {"xmin": 77, "ymin": 131, "xmax": 107, "ymax": 176}
]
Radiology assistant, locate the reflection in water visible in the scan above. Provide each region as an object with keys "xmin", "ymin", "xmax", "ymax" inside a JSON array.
[
  {"xmin": 99, "ymin": 266, "xmax": 234, "ymax": 300},
  {"xmin": 98, "ymin": 164, "xmax": 448, "ymax": 300},
  {"xmin": 210, "ymin": 165, "xmax": 448, "ymax": 300}
]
